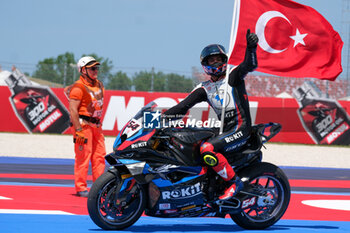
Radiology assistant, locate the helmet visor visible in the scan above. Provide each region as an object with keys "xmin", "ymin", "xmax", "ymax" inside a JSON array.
[{"xmin": 202, "ymin": 63, "xmax": 227, "ymax": 77}]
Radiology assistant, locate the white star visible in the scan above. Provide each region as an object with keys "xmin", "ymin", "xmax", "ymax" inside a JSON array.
[
  {"xmin": 151, "ymin": 110, "xmax": 161, "ymax": 122},
  {"xmin": 290, "ymin": 29, "xmax": 308, "ymax": 48}
]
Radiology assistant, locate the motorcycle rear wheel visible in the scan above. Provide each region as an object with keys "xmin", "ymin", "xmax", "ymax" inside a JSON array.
[
  {"xmin": 230, "ymin": 162, "xmax": 290, "ymax": 229},
  {"xmin": 87, "ymin": 171, "xmax": 146, "ymax": 230}
]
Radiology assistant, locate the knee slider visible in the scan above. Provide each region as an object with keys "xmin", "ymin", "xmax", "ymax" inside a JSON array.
[{"xmin": 202, "ymin": 152, "xmax": 218, "ymax": 167}]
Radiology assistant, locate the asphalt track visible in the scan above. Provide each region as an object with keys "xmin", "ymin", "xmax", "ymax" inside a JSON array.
[{"xmin": 0, "ymin": 156, "xmax": 350, "ymax": 233}]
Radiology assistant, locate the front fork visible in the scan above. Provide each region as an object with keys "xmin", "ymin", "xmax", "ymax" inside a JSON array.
[{"xmin": 107, "ymin": 167, "xmax": 137, "ymax": 206}]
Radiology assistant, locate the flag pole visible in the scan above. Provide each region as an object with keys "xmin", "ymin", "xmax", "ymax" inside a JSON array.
[{"xmin": 219, "ymin": 0, "xmax": 240, "ymax": 134}]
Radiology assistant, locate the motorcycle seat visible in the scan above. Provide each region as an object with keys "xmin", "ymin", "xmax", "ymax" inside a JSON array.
[
  {"xmin": 161, "ymin": 127, "xmax": 216, "ymax": 144},
  {"xmin": 240, "ymin": 130, "xmax": 263, "ymax": 154}
]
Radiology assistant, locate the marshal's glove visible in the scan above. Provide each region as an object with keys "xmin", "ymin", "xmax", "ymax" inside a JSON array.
[
  {"xmin": 74, "ymin": 131, "xmax": 87, "ymax": 145},
  {"xmin": 246, "ymin": 29, "xmax": 258, "ymax": 49}
]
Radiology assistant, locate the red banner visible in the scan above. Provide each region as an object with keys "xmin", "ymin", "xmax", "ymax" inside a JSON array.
[
  {"xmin": 228, "ymin": 0, "xmax": 343, "ymax": 80},
  {"xmin": 1, "ymin": 86, "xmax": 350, "ymax": 145}
]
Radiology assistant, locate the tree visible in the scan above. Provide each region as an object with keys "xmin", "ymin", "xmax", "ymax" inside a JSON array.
[
  {"xmin": 33, "ymin": 57, "xmax": 61, "ymax": 84},
  {"xmin": 32, "ymin": 54, "xmax": 194, "ymax": 92},
  {"xmin": 56, "ymin": 52, "xmax": 77, "ymax": 86},
  {"xmin": 133, "ymin": 70, "xmax": 167, "ymax": 92},
  {"xmin": 107, "ymin": 71, "xmax": 132, "ymax": 90},
  {"xmin": 33, "ymin": 52, "xmax": 76, "ymax": 86},
  {"xmin": 133, "ymin": 71, "xmax": 152, "ymax": 91},
  {"xmin": 153, "ymin": 71, "xmax": 166, "ymax": 92},
  {"xmin": 133, "ymin": 70, "xmax": 194, "ymax": 92},
  {"xmin": 166, "ymin": 73, "xmax": 194, "ymax": 92},
  {"xmin": 33, "ymin": 52, "xmax": 113, "ymax": 87}
]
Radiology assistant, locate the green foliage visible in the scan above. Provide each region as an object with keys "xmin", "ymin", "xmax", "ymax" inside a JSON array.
[
  {"xmin": 32, "ymin": 52, "xmax": 113, "ymax": 87},
  {"xmin": 32, "ymin": 53, "xmax": 194, "ymax": 93},
  {"xmin": 56, "ymin": 52, "xmax": 77, "ymax": 85},
  {"xmin": 33, "ymin": 52, "xmax": 77, "ymax": 86},
  {"xmin": 133, "ymin": 70, "xmax": 158, "ymax": 92},
  {"xmin": 153, "ymin": 72, "xmax": 166, "ymax": 92},
  {"xmin": 166, "ymin": 73, "xmax": 194, "ymax": 92},
  {"xmin": 33, "ymin": 57, "xmax": 61, "ymax": 84},
  {"xmin": 107, "ymin": 71, "xmax": 132, "ymax": 90},
  {"xmin": 132, "ymin": 70, "xmax": 193, "ymax": 92},
  {"xmin": 133, "ymin": 71, "xmax": 151, "ymax": 91}
]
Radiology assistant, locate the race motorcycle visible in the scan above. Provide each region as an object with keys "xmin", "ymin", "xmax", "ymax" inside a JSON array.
[{"xmin": 87, "ymin": 101, "xmax": 290, "ymax": 230}]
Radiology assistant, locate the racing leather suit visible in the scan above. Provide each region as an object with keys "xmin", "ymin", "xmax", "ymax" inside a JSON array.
[{"xmin": 164, "ymin": 46, "xmax": 257, "ymax": 182}]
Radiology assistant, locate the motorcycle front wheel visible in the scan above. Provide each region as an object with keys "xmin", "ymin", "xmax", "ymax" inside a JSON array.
[
  {"xmin": 87, "ymin": 171, "xmax": 146, "ymax": 230},
  {"xmin": 230, "ymin": 162, "xmax": 291, "ymax": 229}
]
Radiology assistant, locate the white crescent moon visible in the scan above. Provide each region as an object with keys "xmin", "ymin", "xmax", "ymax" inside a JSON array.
[{"xmin": 255, "ymin": 11, "xmax": 291, "ymax": 54}]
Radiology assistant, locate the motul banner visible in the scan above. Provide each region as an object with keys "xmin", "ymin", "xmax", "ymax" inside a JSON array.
[{"xmin": 1, "ymin": 86, "xmax": 350, "ymax": 145}]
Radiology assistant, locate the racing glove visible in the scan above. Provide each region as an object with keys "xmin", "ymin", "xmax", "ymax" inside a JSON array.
[
  {"xmin": 246, "ymin": 29, "xmax": 258, "ymax": 48},
  {"xmin": 229, "ymin": 29, "xmax": 259, "ymax": 85},
  {"xmin": 243, "ymin": 29, "xmax": 258, "ymax": 72},
  {"xmin": 74, "ymin": 131, "xmax": 87, "ymax": 145}
]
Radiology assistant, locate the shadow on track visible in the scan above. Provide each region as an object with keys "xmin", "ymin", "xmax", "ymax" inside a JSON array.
[{"xmin": 88, "ymin": 222, "xmax": 339, "ymax": 232}]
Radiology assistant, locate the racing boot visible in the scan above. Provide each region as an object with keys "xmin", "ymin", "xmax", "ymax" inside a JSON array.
[
  {"xmin": 201, "ymin": 142, "xmax": 239, "ymax": 200},
  {"xmin": 218, "ymin": 176, "xmax": 244, "ymax": 201}
]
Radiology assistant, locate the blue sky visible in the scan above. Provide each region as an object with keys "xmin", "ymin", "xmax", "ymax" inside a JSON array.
[{"xmin": 1, "ymin": 0, "xmax": 348, "ymax": 79}]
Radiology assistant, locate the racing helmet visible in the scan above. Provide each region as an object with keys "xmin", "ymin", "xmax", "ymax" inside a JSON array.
[
  {"xmin": 77, "ymin": 56, "xmax": 100, "ymax": 73},
  {"xmin": 200, "ymin": 44, "xmax": 228, "ymax": 77}
]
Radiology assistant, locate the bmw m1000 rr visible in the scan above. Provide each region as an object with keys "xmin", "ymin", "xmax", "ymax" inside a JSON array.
[{"xmin": 87, "ymin": 101, "xmax": 290, "ymax": 230}]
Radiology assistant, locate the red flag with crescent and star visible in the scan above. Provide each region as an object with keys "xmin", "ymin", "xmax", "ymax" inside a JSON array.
[{"xmin": 228, "ymin": 0, "xmax": 343, "ymax": 81}]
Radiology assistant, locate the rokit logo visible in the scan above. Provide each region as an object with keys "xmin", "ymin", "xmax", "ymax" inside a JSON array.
[
  {"xmin": 131, "ymin": 141, "xmax": 148, "ymax": 149},
  {"xmin": 224, "ymin": 131, "xmax": 243, "ymax": 143},
  {"xmin": 162, "ymin": 183, "xmax": 201, "ymax": 200}
]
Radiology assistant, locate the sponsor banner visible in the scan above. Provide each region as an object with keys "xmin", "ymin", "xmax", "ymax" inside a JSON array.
[
  {"xmin": 38, "ymin": 109, "xmax": 63, "ymax": 132},
  {"xmin": 1, "ymin": 86, "xmax": 350, "ymax": 144},
  {"xmin": 4, "ymin": 71, "xmax": 70, "ymax": 134}
]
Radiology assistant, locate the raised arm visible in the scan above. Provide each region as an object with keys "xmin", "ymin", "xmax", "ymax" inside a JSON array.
[{"xmin": 229, "ymin": 29, "xmax": 258, "ymax": 86}]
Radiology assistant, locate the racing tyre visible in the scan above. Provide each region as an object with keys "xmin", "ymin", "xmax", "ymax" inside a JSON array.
[
  {"xmin": 230, "ymin": 162, "xmax": 290, "ymax": 229},
  {"xmin": 87, "ymin": 171, "xmax": 146, "ymax": 230}
]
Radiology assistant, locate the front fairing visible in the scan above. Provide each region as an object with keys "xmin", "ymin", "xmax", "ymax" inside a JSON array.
[
  {"xmin": 113, "ymin": 102, "xmax": 159, "ymax": 151},
  {"xmin": 115, "ymin": 127, "xmax": 156, "ymax": 151}
]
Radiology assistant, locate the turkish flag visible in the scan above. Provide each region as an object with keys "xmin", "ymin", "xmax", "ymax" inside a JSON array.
[{"xmin": 228, "ymin": 0, "xmax": 343, "ymax": 81}]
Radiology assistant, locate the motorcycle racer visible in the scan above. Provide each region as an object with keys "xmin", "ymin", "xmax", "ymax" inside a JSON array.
[{"xmin": 164, "ymin": 29, "xmax": 258, "ymax": 201}]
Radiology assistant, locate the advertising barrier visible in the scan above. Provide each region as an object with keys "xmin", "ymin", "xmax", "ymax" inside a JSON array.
[
  {"xmin": 1, "ymin": 86, "xmax": 350, "ymax": 145},
  {"xmin": 5, "ymin": 71, "xmax": 70, "ymax": 133}
]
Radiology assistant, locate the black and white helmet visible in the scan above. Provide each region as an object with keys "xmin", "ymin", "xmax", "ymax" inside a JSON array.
[{"xmin": 200, "ymin": 44, "xmax": 228, "ymax": 77}]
